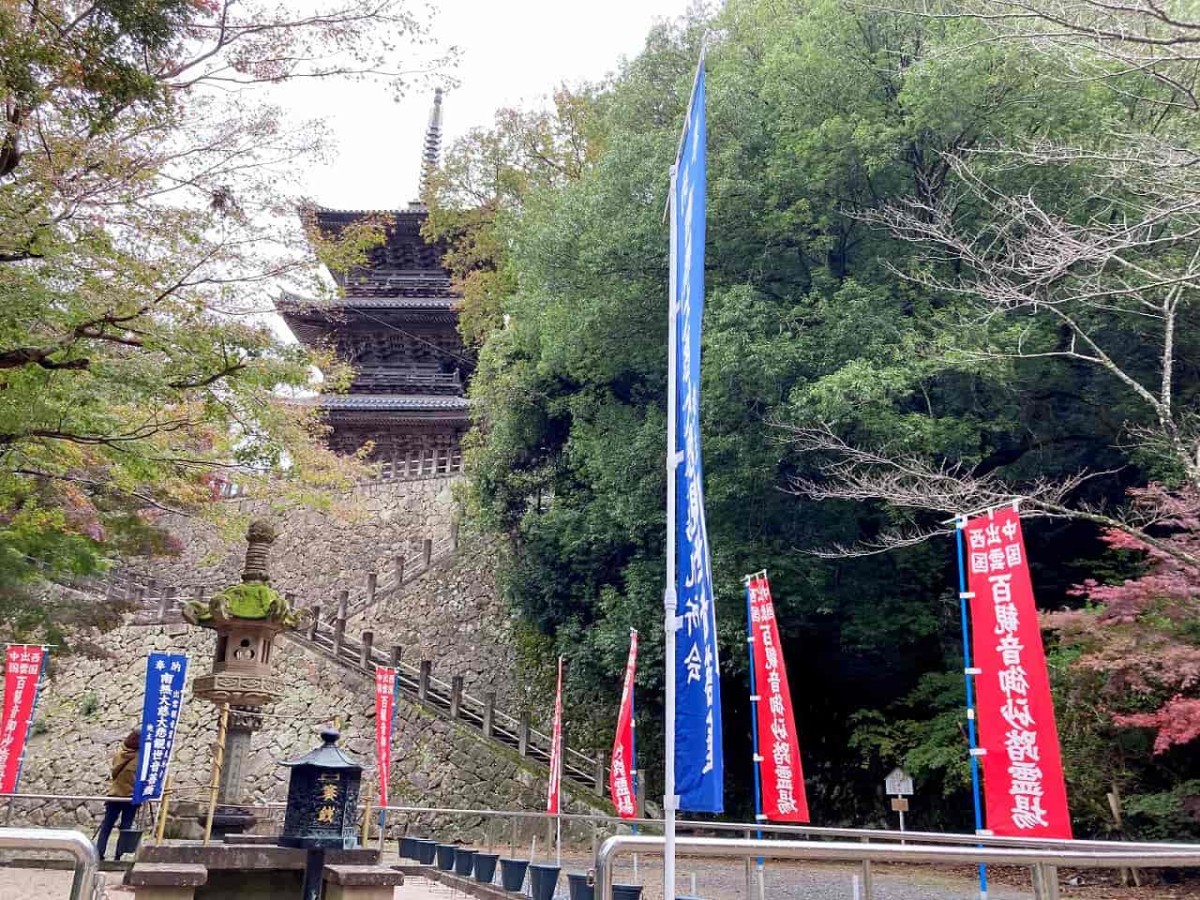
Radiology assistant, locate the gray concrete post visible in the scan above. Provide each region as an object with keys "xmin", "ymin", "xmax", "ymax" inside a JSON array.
[
  {"xmin": 360, "ymin": 631, "xmax": 374, "ymax": 669},
  {"xmin": 518, "ymin": 712, "xmax": 531, "ymax": 757},
  {"xmin": 593, "ymin": 750, "xmax": 606, "ymax": 796},
  {"xmin": 482, "ymin": 692, "xmax": 496, "ymax": 737},
  {"xmin": 366, "ymin": 572, "xmax": 377, "ymax": 614},
  {"xmin": 449, "ymin": 675, "xmax": 463, "ymax": 719},
  {"xmin": 333, "ymin": 590, "xmax": 349, "ymax": 653},
  {"xmin": 389, "ymin": 645, "xmax": 403, "ymax": 668},
  {"xmin": 308, "ymin": 604, "xmax": 321, "ymax": 640},
  {"xmin": 449, "ymin": 521, "xmax": 459, "ymax": 551},
  {"xmin": 417, "ymin": 661, "xmax": 431, "ymax": 701},
  {"xmin": 422, "ymin": 538, "xmax": 433, "ymax": 568},
  {"xmin": 158, "ymin": 587, "xmax": 173, "ymax": 623}
]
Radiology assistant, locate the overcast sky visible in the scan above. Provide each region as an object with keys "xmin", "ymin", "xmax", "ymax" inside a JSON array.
[{"xmin": 276, "ymin": 0, "xmax": 692, "ymax": 210}]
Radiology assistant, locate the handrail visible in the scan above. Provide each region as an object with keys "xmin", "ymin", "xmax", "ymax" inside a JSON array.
[
  {"xmin": 0, "ymin": 826, "xmax": 102, "ymax": 900},
  {"xmin": 594, "ymin": 835, "xmax": 1200, "ymax": 900}
]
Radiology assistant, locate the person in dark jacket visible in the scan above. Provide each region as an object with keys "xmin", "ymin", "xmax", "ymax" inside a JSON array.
[{"xmin": 95, "ymin": 729, "xmax": 140, "ymax": 860}]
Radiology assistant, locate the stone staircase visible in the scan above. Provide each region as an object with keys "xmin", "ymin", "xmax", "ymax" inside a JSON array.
[{"xmin": 50, "ymin": 539, "xmax": 607, "ymax": 798}]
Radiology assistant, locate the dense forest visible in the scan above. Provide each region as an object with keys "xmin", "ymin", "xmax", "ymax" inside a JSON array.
[{"xmin": 426, "ymin": 0, "xmax": 1200, "ymax": 837}]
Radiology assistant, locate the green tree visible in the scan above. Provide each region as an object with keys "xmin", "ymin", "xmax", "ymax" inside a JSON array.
[{"xmin": 0, "ymin": 0, "xmax": 444, "ymax": 639}]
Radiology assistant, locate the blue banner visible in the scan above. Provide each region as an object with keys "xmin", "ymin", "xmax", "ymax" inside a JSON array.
[
  {"xmin": 673, "ymin": 59, "xmax": 723, "ymax": 813},
  {"xmin": 133, "ymin": 652, "xmax": 188, "ymax": 804}
]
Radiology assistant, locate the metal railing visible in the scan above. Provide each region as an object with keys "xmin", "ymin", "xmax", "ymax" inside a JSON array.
[
  {"xmin": 594, "ymin": 834, "xmax": 1200, "ymax": 900},
  {"xmin": 0, "ymin": 827, "xmax": 102, "ymax": 900}
]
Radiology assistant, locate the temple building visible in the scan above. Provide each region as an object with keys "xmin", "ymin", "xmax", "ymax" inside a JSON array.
[{"xmin": 277, "ymin": 90, "xmax": 469, "ymax": 476}]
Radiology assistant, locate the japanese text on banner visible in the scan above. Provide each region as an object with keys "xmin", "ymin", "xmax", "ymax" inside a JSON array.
[
  {"xmin": 610, "ymin": 632, "xmax": 638, "ymax": 818},
  {"xmin": 375, "ymin": 666, "xmax": 396, "ymax": 809},
  {"xmin": 133, "ymin": 653, "xmax": 188, "ymax": 804},
  {"xmin": 0, "ymin": 645, "xmax": 46, "ymax": 793},
  {"xmin": 746, "ymin": 575, "xmax": 809, "ymax": 823},
  {"xmin": 964, "ymin": 507, "xmax": 1071, "ymax": 839},
  {"xmin": 672, "ymin": 58, "xmax": 724, "ymax": 815}
]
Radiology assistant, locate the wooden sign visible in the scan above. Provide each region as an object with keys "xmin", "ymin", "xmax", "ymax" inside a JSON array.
[{"xmin": 890, "ymin": 797, "xmax": 909, "ymax": 813}]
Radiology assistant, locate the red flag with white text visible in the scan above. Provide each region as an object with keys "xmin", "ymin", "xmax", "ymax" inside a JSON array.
[
  {"xmin": 610, "ymin": 632, "xmax": 638, "ymax": 818},
  {"xmin": 0, "ymin": 645, "xmax": 46, "ymax": 793},
  {"xmin": 547, "ymin": 656, "xmax": 564, "ymax": 814},
  {"xmin": 374, "ymin": 666, "xmax": 396, "ymax": 809},
  {"xmin": 964, "ymin": 507, "xmax": 1071, "ymax": 839},
  {"xmin": 746, "ymin": 574, "xmax": 809, "ymax": 822}
]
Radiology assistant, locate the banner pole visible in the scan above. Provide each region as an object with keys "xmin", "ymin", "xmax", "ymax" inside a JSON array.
[
  {"xmin": 203, "ymin": 702, "xmax": 230, "ymax": 847},
  {"xmin": 743, "ymin": 577, "xmax": 765, "ymax": 889},
  {"xmin": 630, "ymin": 629, "xmax": 639, "ymax": 880},
  {"xmin": 955, "ymin": 517, "xmax": 988, "ymax": 900},
  {"xmin": 663, "ymin": 160, "xmax": 680, "ymax": 900}
]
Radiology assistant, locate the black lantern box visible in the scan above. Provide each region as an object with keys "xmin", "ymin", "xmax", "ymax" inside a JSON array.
[{"xmin": 280, "ymin": 729, "xmax": 362, "ymax": 850}]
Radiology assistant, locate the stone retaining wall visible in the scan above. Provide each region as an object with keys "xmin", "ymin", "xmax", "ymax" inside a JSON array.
[{"xmin": 13, "ymin": 621, "xmax": 606, "ymax": 833}]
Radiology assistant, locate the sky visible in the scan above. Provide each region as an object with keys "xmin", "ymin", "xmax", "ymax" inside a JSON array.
[{"xmin": 276, "ymin": 0, "xmax": 693, "ymax": 210}]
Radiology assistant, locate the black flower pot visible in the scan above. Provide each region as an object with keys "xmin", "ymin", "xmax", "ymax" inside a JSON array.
[
  {"xmin": 474, "ymin": 852, "xmax": 499, "ymax": 884},
  {"xmin": 529, "ymin": 863, "xmax": 560, "ymax": 900},
  {"xmin": 436, "ymin": 843, "xmax": 457, "ymax": 871},
  {"xmin": 417, "ymin": 839, "xmax": 438, "ymax": 865},
  {"xmin": 455, "ymin": 848, "xmax": 477, "ymax": 877},
  {"xmin": 612, "ymin": 884, "xmax": 643, "ymax": 900},
  {"xmin": 500, "ymin": 857, "xmax": 529, "ymax": 892},
  {"xmin": 567, "ymin": 872, "xmax": 594, "ymax": 900}
]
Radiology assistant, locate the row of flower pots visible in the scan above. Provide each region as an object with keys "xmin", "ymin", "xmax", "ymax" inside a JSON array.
[{"xmin": 397, "ymin": 836, "xmax": 648, "ymax": 900}]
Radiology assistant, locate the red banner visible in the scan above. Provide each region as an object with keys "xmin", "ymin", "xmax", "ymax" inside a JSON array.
[
  {"xmin": 374, "ymin": 666, "xmax": 396, "ymax": 809},
  {"xmin": 610, "ymin": 631, "xmax": 638, "ymax": 818},
  {"xmin": 964, "ymin": 507, "xmax": 1071, "ymax": 838},
  {"xmin": 0, "ymin": 645, "xmax": 45, "ymax": 793},
  {"xmin": 746, "ymin": 574, "xmax": 809, "ymax": 822},
  {"xmin": 547, "ymin": 657, "xmax": 564, "ymax": 814}
]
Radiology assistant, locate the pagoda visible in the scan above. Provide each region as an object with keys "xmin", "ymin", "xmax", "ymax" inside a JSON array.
[{"xmin": 278, "ymin": 90, "xmax": 470, "ymax": 476}]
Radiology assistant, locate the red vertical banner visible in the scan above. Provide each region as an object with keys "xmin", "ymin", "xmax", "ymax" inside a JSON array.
[
  {"xmin": 746, "ymin": 574, "xmax": 810, "ymax": 822},
  {"xmin": 547, "ymin": 657, "xmax": 564, "ymax": 814},
  {"xmin": 965, "ymin": 508, "xmax": 1072, "ymax": 838},
  {"xmin": 610, "ymin": 632, "xmax": 638, "ymax": 818},
  {"xmin": 0, "ymin": 645, "xmax": 46, "ymax": 793},
  {"xmin": 374, "ymin": 666, "xmax": 396, "ymax": 809}
]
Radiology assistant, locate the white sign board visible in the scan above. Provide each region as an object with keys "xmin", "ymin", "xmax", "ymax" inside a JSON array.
[{"xmin": 885, "ymin": 767, "xmax": 913, "ymax": 796}]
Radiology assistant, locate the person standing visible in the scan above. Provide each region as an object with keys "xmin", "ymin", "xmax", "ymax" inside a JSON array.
[{"xmin": 95, "ymin": 730, "xmax": 140, "ymax": 860}]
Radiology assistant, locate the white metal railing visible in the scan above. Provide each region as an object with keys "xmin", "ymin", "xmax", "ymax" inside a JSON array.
[
  {"xmin": 594, "ymin": 834, "xmax": 1200, "ymax": 900},
  {"xmin": 0, "ymin": 826, "xmax": 102, "ymax": 900}
]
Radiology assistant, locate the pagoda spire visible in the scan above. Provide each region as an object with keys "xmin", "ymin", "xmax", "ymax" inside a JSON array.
[{"xmin": 418, "ymin": 88, "xmax": 444, "ymax": 201}]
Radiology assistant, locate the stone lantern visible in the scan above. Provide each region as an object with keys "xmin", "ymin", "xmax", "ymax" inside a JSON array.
[{"xmin": 184, "ymin": 519, "xmax": 301, "ymax": 836}]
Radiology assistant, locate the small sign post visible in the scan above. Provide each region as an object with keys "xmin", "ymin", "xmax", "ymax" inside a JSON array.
[{"xmin": 885, "ymin": 767, "xmax": 913, "ymax": 833}]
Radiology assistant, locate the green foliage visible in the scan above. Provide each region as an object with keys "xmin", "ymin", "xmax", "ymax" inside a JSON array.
[{"xmin": 438, "ymin": 0, "xmax": 1199, "ymax": 835}]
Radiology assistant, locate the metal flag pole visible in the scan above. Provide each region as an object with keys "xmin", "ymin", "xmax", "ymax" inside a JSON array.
[
  {"xmin": 743, "ymin": 574, "xmax": 766, "ymax": 895},
  {"xmin": 664, "ymin": 157, "xmax": 681, "ymax": 900},
  {"xmin": 630, "ymin": 628, "xmax": 640, "ymax": 882},
  {"xmin": 955, "ymin": 516, "xmax": 989, "ymax": 900}
]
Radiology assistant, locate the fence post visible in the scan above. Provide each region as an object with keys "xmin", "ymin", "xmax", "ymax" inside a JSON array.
[
  {"xmin": 449, "ymin": 521, "xmax": 459, "ymax": 552},
  {"xmin": 308, "ymin": 604, "xmax": 321, "ymax": 640},
  {"xmin": 482, "ymin": 692, "xmax": 496, "ymax": 738},
  {"xmin": 364, "ymin": 572, "xmax": 377, "ymax": 615},
  {"xmin": 593, "ymin": 750, "xmax": 606, "ymax": 796},
  {"xmin": 284, "ymin": 592, "xmax": 295, "ymax": 613},
  {"xmin": 518, "ymin": 712, "xmax": 531, "ymax": 757},
  {"xmin": 422, "ymin": 538, "xmax": 433, "ymax": 568},
  {"xmin": 418, "ymin": 661, "xmax": 431, "ymax": 702},
  {"xmin": 333, "ymin": 590, "xmax": 349, "ymax": 653},
  {"xmin": 393, "ymin": 555, "xmax": 405, "ymax": 587},
  {"xmin": 360, "ymin": 631, "xmax": 374, "ymax": 669},
  {"xmin": 157, "ymin": 587, "xmax": 173, "ymax": 623},
  {"xmin": 449, "ymin": 676, "xmax": 463, "ymax": 719},
  {"xmin": 390, "ymin": 645, "xmax": 403, "ymax": 669}
]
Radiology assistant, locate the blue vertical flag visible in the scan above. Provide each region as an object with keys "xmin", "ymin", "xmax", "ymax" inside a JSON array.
[
  {"xmin": 133, "ymin": 652, "xmax": 189, "ymax": 804},
  {"xmin": 673, "ymin": 59, "xmax": 723, "ymax": 813}
]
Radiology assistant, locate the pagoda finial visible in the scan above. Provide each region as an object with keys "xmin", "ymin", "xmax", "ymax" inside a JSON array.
[{"xmin": 417, "ymin": 88, "xmax": 444, "ymax": 203}]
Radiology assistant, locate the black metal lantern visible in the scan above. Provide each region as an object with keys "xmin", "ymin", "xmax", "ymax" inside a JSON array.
[{"xmin": 279, "ymin": 728, "xmax": 362, "ymax": 850}]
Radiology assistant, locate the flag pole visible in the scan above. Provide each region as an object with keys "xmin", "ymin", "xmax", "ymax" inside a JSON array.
[
  {"xmin": 663, "ymin": 158, "xmax": 680, "ymax": 900},
  {"xmin": 743, "ymin": 575, "xmax": 765, "ymax": 890},
  {"xmin": 955, "ymin": 516, "xmax": 989, "ymax": 900},
  {"xmin": 630, "ymin": 628, "xmax": 640, "ymax": 882}
]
